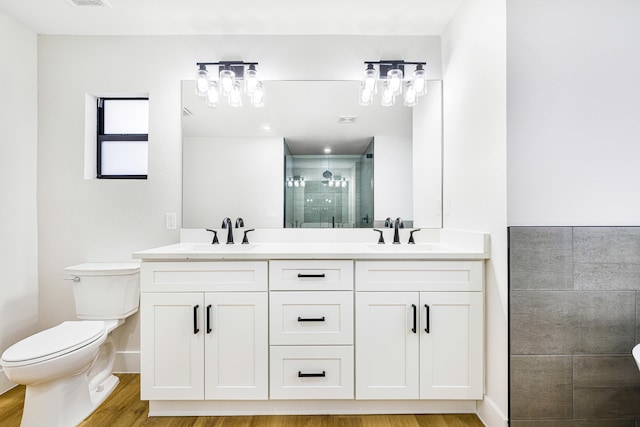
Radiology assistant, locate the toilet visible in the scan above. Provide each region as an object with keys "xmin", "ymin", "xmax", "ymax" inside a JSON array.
[{"xmin": 0, "ymin": 262, "xmax": 140, "ymax": 427}]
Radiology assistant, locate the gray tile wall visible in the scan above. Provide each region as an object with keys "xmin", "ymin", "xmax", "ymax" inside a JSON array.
[{"xmin": 509, "ymin": 227, "xmax": 640, "ymax": 426}]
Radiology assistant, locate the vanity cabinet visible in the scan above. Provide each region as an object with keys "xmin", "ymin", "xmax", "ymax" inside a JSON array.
[
  {"xmin": 268, "ymin": 260, "xmax": 354, "ymax": 399},
  {"xmin": 140, "ymin": 261, "xmax": 268, "ymax": 401},
  {"xmin": 355, "ymin": 261, "xmax": 483, "ymax": 400}
]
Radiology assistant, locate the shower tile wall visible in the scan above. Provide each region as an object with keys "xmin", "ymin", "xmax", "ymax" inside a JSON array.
[{"xmin": 509, "ymin": 227, "xmax": 640, "ymax": 427}]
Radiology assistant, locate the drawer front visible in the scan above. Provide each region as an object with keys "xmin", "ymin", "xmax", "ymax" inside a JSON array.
[
  {"xmin": 269, "ymin": 260, "xmax": 353, "ymax": 290},
  {"xmin": 141, "ymin": 261, "xmax": 268, "ymax": 292},
  {"xmin": 355, "ymin": 260, "xmax": 483, "ymax": 292},
  {"xmin": 270, "ymin": 291, "xmax": 353, "ymax": 345},
  {"xmin": 269, "ymin": 346, "xmax": 354, "ymax": 400}
]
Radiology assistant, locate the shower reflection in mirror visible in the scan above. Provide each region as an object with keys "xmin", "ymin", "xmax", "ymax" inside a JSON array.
[{"xmin": 284, "ymin": 140, "xmax": 374, "ymax": 228}]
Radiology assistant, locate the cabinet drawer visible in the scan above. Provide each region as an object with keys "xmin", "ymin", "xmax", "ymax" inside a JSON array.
[
  {"xmin": 270, "ymin": 291, "xmax": 353, "ymax": 345},
  {"xmin": 141, "ymin": 261, "xmax": 268, "ymax": 292},
  {"xmin": 270, "ymin": 346, "xmax": 354, "ymax": 400},
  {"xmin": 269, "ymin": 260, "xmax": 353, "ymax": 290},
  {"xmin": 355, "ymin": 261, "xmax": 483, "ymax": 292}
]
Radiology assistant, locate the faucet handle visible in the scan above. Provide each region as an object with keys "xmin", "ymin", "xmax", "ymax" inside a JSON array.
[
  {"xmin": 373, "ymin": 229, "xmax": 385, "ymax": 244},
  {"xmin": 408, "ymin": 228, "xmax": 422, "ymax": 244},
  {"xmin": 242, "ymin": 229, "xmax": 255, "ymax": 244},
  {"xmin": 205, "ymin": 229, "xmax": 219, "ymax": 244}
]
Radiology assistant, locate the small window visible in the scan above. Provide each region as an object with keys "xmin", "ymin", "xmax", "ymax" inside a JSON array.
[{"xmin": 97, "ymin": 98, "xmax": 149, "ymax": 179}]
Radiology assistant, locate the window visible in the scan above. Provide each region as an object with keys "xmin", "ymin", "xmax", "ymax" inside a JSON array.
[{"xmin": 97, "ymin": 98, "xmax": 149, "ymax": 179}]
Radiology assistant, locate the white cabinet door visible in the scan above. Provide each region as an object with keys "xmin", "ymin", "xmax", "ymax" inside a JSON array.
[
  {"xmin": 355, "ymin": 292, "xmax": 419, "ymax": 399},
  {"xmin": 419, "ymin": 292, "xmax": 483, "ymax": 400},
  {"xmin": 204, "ymin": 292, "xmax": 268, "ymax": 400},
  {"xmin": 140, "ymin": 292, "xmax": 204, "ymax": 400}
]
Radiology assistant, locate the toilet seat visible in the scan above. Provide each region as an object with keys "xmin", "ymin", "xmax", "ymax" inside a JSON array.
[{"xmin": 1, "ymin": 321, "xmax": 106, "ymax": 367}]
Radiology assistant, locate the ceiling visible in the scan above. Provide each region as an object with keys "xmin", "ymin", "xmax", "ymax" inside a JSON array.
[{"xmin": 0, "ymin": 0, "xmax": 464, "ymax": 36}]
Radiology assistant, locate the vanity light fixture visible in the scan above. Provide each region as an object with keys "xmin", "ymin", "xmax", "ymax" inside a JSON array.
[
  {"xmin": 286, "ymin": 176, "xmax": 305, "ymax": 188},
  {"xmin": 360, "ymin": 60, "xmax": 428, "ymax": 107},
  {"xmin": 194, "ymin": 61, "xmax": 264, "ymax": 108}
]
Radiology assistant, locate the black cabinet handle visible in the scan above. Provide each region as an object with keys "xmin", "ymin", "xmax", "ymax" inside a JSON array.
[
  {"xmin": 193, "ymin": 305, "xmax": 200, "ymax": 334},
  {"xmin": 411, "ymin": 304, "xmax": 417, "ymax": 333},
  {"xmin": 206, "ymin": 304, "xmax": 212, "ymax": 334},
  {"xmin": 298, "ymin": 371, "xmax": 326, "ymax": 378},
  {"xmin": 425, "ymin": 304, "xmax": 430, "ymax": 333},
  {"xmin": 297, "ymin": 316, "xmax": 326, "ymax": 322},
  {"xmin": 297, "ymin": 273, "xmax": 326, "ymax": 278}
]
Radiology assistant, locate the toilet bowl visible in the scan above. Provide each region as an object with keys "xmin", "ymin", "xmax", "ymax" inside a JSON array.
[{"xmin": 0, "ymin": 262, "xmax": 140, "ymax": 427}]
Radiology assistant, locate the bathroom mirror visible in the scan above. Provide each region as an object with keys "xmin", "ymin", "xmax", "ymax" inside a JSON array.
[{"xmin": 182, "ymin": 80, "xmax": 442, "ymax": 229}]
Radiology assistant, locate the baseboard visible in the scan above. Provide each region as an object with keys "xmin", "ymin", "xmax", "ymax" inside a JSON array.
[
  {"xmin": 476, "ymin": 396, "xmax": 508, "ymax": 427},
  {"xmin": 114, "ymin": 350, "xmax": 140, "ymax": 374},
  {"xmin": 0, "ymin": 368, "xmax": 16, "ymax": 395}
]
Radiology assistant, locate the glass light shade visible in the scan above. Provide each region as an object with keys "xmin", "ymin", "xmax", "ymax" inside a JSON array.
[
  {"xmin": 245, "ymin": 67, "xmax": 259, "ymax": 94},
  {"xmin": 195, "ymin": 67, "xmax": 209, "ymax": 97},
  {"xmin": 362, "ymin": 65, "xmax": 378, "ymax": 92},
  {"xmin": 404, "ymin": 81, "xmax": 417, "ymax": 107},
  {"xmin": 206, "ymin": 81, "xmax": 220, "ymax": 108},
  {"xmin": 219, "ymin": 68, "xmax": 236, "ymax": 96},
  {"xmin": 251, "ymin": 82, "xmax": 265, "ymax": 107},
  {"xmin": 300, "ymin": 178, "xmax": 305, "ymax": 187},
  {"xmin": 293, "ymin": 180, "xmax": 299, "ymax": 187},
  {"xmin": 287, "ymin": 178, "xmax": 293, "ymax": 187},
  {"xmin": 359, "ymin": 84, "xmax": 373, "ymax": 106},
  {"xmin": 229, "ymin": 81, "xmax": 242, "ymax": 107},
  {"xmin": 387, "ymin": 68, "xmax": 403, "ymax": 96},
  {"xmin": 413, "ymin": 66, "xmax": 427, "ymax": 95},
  {"xmin": 381, "ymin": 81, "xmax": 395, "ymax": 107}
]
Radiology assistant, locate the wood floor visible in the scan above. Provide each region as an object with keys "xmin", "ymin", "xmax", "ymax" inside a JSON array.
[{"xmin": 0, "ymin": 374, "xmax": 485, "ymax": 427}]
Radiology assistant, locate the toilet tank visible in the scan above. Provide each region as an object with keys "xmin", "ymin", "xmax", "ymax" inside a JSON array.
[{"xmin": 65, "ymin": 262, "xmax": 141, "ymax": 320}]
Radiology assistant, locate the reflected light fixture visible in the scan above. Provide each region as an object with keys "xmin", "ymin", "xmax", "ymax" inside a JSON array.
[
  {"xmin": 286, "ymin": 176, "xmax": 305, "ymax": 188},
  {"xmin": 360, "ymin": 60, "xmax": 428, "ymax": 107},
  {"xmin": 195, "ymin": 61, "xmax": 264, "ymax": 108}
]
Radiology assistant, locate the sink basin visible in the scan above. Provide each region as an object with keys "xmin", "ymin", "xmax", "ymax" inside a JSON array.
[
  {"xmin": 174, "ymin": 243, "xmax": 258, "ymax": 253},
  {"xmin": 634, "ymin": 344, "xmax": 640, "ymax": 372},
  {"xmin": 366, "ymin": 243, "xmax": 436, "ymax": 252}
]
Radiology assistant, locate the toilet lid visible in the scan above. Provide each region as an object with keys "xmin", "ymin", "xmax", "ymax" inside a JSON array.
[{"xmin": 1, "ymin": 321, "xmax": 106, "ymax": 365}]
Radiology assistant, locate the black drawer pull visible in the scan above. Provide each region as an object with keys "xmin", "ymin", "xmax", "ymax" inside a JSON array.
[
  {"xmin": 297, "ymin": 273, "xmax": 326, "ymax": 278},
  {"xmin": 206, "ymin": 304, "xmax": 212, "ymax": 334},
  {"xmin": 298, "ymin": 371, "xmax": 326, "ymax": 378},
  {"xmin": 193, "ymin": 305, "xmax": 200, "ymax": 335},
  {"xmin": 425, "ymin": 304, "xmax": 430, "ymax": 333},
  {"xmin": 411, "ymin": 304, "xmax": 417, "ymax": 333},
  {"xmin": 297, "ymin": 316, "xmax": 326, "ymax": 322}
]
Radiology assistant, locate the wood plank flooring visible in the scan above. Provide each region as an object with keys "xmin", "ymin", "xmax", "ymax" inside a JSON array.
[{"xmin": 0, "ymin": 374, "xmax": 485, "ymax": 427}]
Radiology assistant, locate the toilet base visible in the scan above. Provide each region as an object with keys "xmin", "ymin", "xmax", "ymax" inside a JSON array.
[{"xmin": 20, "ymin": 371, "xmax": 120, "ymax": 427}]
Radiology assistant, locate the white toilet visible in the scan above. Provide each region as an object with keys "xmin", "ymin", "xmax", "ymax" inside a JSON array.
[{"xmin": 0, "ymin": 262, "xmax": 140, "ymax": 427}]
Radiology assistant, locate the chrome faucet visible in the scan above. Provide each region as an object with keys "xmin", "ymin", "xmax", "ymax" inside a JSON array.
[
  {"xmin": 384, "ymin": 217, "xmax": 393, "ymax": 228},
  {"xmin": 393, "ymin": 217, "xmax": 404, "ymax": 244},
  {"xmin": 221, "ymin": 217, "xmax": 234, "ymax": 244},
  {"xmin": 235, "ymin": 217, "xmax": 244, "ymax": 228}
]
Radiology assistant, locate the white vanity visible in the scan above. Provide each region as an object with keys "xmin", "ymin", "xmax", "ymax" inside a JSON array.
[{"xmin": 133, "ymin": 229, "xmax": 489, "ymax": 416}]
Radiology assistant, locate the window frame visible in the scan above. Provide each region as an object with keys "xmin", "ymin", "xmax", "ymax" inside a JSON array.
[{"xmin": 97, "ymin": 97, "xmax": 149, "ymax": 179}]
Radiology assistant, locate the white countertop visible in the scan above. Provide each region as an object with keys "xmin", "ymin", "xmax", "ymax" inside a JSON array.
[{"xmin": 133, "ymin": 229, "xmax": 490, "ymax": 261}]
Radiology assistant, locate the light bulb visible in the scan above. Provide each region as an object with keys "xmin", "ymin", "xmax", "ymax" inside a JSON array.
[
  {"xmin": 219, "ymin": 67, "xmax": 236, "ymax": 96},
  {"xmin": 413, "ymin": 65, "xmax": 427, "ymax": 96},
  {"xmin": 206, "ymin": 81, "xmax": 220, "ymax": 108},
  {"xmin": 229, "ymin": 81, "xmax": 242, "ymax": 107},
  {"xmin": 251, "ymin": 81, "xmax": 265, "ymax": 107},
  {"xmin": 195, "ymin": 65, "xmax": 209, "ymax": 97},
  {"xmin": 381, "ymin": 81, "xmax": 395, "ymax": 107},
  {"xmin": 404, "ymin": 81, "xmax": 417, "ymax": 107},
  {"xmin": 245, "ymin": 65, "xmax": 259, "ymax": 95},
  {"xmin": 387, "ymin": 67, "xmax": 403, "ymax": 96}
]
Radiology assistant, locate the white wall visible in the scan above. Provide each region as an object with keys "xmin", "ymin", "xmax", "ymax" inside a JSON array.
[
  {"xmin": 183, "ymin": 136, "xmax": 284, "ymax": 228},
  {"xmin": 441, "ymin": 0, "xmax": 508, "ymax": 426},
  {"xmin": 374, "ymin": 135, "xmax": 413, "ymax": 222},
  {"xmin": 507, "ymin": 0, "xmax": 640, "ymax": 226},
  {"xmin": 36, "ymin": 35, "xmax": 442, "ymax": 369},
  {"xmin": 0, "ymin": 10, "xmax": 39, "ymax": 392}
]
